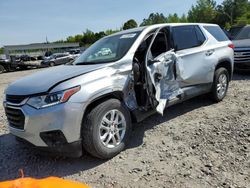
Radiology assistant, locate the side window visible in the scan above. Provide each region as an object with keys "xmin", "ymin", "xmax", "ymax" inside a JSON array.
[
  {"xmin": 203, "ymin": 26, "xmax": 229, "ymax": 41},
  {"xmin": 172, "ymin": 26, "xmax": 202, "ymax": 51},
  {"xmin": 195, "ymin": 26, "xmax": 206, "ymax": 44},
  {"xmin": 150, "ymin": 32, "xmax": 168, "ymax": 58}
]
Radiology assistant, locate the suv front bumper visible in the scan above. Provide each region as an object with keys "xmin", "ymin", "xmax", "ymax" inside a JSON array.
[{"xmin": 4, "ymin": 101, "xmax": 86, "ymax": 157}]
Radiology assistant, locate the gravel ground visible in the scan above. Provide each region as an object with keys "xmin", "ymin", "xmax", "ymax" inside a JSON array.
[{"xmin": 0, "ymin": 69, "xmax": 249, "ymax": 188}]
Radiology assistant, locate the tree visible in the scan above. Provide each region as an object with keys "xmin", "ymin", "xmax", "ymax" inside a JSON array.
[
  {"xmin": 167, "ymin": 13, "xmax": 180, "ymax": 23},
  {"xmin": 166, "ymin": 13, "xmax": 187, "ymax": 23},
  {"xmin": 140, "ymin": 13, "xmax": 167, "ymax": 26},
  {"xmin": 105, "ymin": 29, "xmax": 120, "ymax": 35},
  {"xmin": 213, "ymin": 0, "xmax": 250, "ymax": 27},
  {"xmin": 122, "ymin": 19, "xmax": 138, "ymax": 30},
  {"xmin": 187, "ymin": 0, "xmax": 217, "ymax": 23}
]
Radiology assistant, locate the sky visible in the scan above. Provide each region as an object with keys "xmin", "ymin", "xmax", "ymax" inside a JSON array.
[{"xmin": 0, "ymin": 0, "xmax": 224, "ymax": 47}]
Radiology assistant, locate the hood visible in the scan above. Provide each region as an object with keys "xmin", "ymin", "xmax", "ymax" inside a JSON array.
[
  {"xmin": 6, "ymin": 64, "xmax": 107, "ymax": 95},
  {"xmin": 233, "ymin": 39, "xmax": 250, "ymax": 48}
]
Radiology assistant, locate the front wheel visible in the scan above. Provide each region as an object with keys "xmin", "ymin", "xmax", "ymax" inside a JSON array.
[
  {"xmin": 211, "ymin": 67, "xmax": 229, "ymax": 102},
  {"xmin": 82, "ymin": 99, "xmax": 131, "ymax": 159}
]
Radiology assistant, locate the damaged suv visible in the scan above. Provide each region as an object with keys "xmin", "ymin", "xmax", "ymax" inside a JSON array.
[{"xmin": 3, "ymin": 23, "xmax": 234, "ymax": 159}]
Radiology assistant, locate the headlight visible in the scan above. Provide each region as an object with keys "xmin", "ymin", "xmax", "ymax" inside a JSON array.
[{"xmin": 27, "ymin": 86, "xmax": 81, "ymax": 109}]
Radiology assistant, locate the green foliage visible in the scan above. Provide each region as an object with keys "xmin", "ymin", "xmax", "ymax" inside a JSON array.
[
  {"xmin": 236, "ymin": 11, "xmax": 250, "ymax": 25},
  {"xmin": 140, "ymin": 13, "xmax": 167, "ymax": 26},
  {"xmin": 0, "ymin": 48, "xmax": 3, "ymax": 54},
  {"xmin": 122, "ymin": 19, "xmax": 138, "ymax": 30},
  {"xmin": 213, "ymin": 0, "xmax": 250, "ymax": 27},
  {"xmin": 167, "ymin": 13, "xmax": 188, "ymax": 23},
  {"xmin": 188, "ymin": 0, "xmax": 217, "ymax": 23}
]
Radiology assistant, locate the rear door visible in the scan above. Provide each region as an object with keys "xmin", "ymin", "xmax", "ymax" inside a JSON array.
[{"xmin": 171, "ymin": 25, "xmax": 217, "ymax": 87}]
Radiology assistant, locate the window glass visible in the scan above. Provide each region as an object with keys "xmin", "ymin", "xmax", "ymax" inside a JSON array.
[
  {"xmin": 75, "ymin": 31, "xmax": 141, "ymax": 64},
  {"xmin": 150, "ymin": 32, "xmax": 168, "ymax": 58},
  {"xmin": 195, "ymin": 26, "xmax": 206, "ymax": 44},
  {"xmin": 172, "ymin": 26, "xmax": 201, "ymax": 51},
  {"xmin": 235, "ymin": 26, "xmax": 250, "ymax": 40},
  {"xmin": 204, "ymin": 26, "xmax": 229, "ymax": 41}
]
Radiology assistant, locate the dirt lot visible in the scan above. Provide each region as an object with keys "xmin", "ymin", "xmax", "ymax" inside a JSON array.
[{"xmin": 0, "ymin": 69, "xmax": 249, "ymax": 188}]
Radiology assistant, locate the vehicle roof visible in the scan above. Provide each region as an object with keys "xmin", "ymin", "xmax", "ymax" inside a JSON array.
[{"xmin": 110, "ymin": 23, "xmax": 219, "ymax": 36}]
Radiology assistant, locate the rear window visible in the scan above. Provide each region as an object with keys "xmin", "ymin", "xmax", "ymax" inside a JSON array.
[
  {"xmin": 204, "ymin": 26, "xmax": 229, "ymax": 41},
  {"xmin": 235, "ymin": 26, "xmax": 250, "ymax": 40}
]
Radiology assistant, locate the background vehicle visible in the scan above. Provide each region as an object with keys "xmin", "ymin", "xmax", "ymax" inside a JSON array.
[
  {"xmin": 0, "ymin": 57, "xmax": 12, "ymax": 73},
  {"xmin": 41, "ymin": 53, "xmax": 74, "ymax": 67},
  {"xmin": 233, "ymin": 25, "xmax": 250, "ymax": 70},
  {"xmin": 16, "ymin": 54, "xmax": 37, "ymax": 62},
  {"xmin": 4, "ymin": 23, "xmax": 234, "ymax": 159},
  {"xmin": 67, "ymin": 49, "xmax": 81, "ymax": 59}
]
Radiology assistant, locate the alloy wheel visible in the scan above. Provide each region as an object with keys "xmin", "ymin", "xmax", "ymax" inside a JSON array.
[
  {"xmin": 99, "ymin": 109, "xmax": 126, "ymax": 148},
  {"xmin": 217, "ymin": 73, "xmax": 228, "ymax": 98}
]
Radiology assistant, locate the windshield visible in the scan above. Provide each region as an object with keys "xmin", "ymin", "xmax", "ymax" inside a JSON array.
[
  {"xmin": 235, "ymin": 26, "xmax": 250, "ymax": 40},
  {"xmin": 74, "ymin": 32, "xmax": 141, "ymax": 64}
]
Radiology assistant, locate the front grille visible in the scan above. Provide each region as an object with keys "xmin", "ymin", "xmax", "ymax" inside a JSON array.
[
  {"xmin": 234, "ymin": 49, "xmax": 250, "ymax": 63},
  {"xmin": 6, "ymin": 95, "xmax": 27, "ymax": 104},
  {"xmin": 5, "ymin": 107, "xmax": 25, "ymax": 130}
]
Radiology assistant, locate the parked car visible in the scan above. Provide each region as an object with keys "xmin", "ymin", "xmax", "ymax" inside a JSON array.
[
  {"xmin": 3, "ymin": 23, "xmax": 234, "ymax": 159},
  {"xmin": 16, "ymin": 54, "xmax": 37, "ymax": 62},
  {"xmin": 232, "ymin": 25, "xmax": 250, "ymax": 71},
  {"xmin": 41, "ymin": 53, "xmax": 74, "ymax": 67},
  {"xmin": 0, "ymin": 58, "xmax": 11, "ymax": 73},
  {"xmin": 67, "ymin": 49, "xmax": 81, "ymax": 59}
]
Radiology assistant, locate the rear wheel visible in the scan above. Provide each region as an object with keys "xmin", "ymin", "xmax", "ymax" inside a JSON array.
[
  {"xmin": 82, "ymin": 99, "xmax": 131, "ymax": 159},
  {"xmin": 211, "ymin": 67, "xmax": 229, "ymax": 102}
]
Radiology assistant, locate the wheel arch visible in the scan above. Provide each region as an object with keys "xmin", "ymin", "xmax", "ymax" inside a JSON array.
[
  {"xmin": 215, "ymin": 58, "xmax": 233, "ymax": 80},
  {"xmin": 82, "ymin": 91, "xmax": 125, "ymax": 121}
]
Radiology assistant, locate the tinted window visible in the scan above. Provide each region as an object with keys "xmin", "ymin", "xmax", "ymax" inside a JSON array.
[
  {"xmin": 235, "ymin": 26, "xmax": 250, "ymax": 40},
  {"xmin": 204, "ymin": 26, "xmax": 229, "ymax": 41},
  {"xmin": 195, "ymin": 26, "xmax": 206, "ymax": 44},
  {"xmin": 229, "ymin": 26, "xmax": 244, "ymax": 39},
  {"xmin": 150, "ymin": 32, "xmax": 168, "ymax": 58},
  {"xmin": 172, "ymin": 26, "xmax": 203, "ymax": 51}
]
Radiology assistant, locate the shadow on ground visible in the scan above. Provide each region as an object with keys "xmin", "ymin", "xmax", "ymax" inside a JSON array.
[
  {"xmin": 0, "ymin": 94, "xmax": 214, "ymax": 181},
  {"xmin": 233, "ymin": 71, "xmax": 250, "ymax": 80}
]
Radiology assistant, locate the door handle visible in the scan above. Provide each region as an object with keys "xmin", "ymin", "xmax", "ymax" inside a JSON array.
[{"xmin": 206, "ymin": 50, "xmax": 214, "ymax": 56}]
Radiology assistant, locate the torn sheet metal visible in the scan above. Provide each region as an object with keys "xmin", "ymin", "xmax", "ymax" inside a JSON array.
[{"xmin": 147, "ymin": 52, "xmax": 183, "ymax": 115}]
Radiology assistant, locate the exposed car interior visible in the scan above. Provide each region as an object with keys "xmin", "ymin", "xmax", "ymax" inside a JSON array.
[{"xmin": 133, "ymin": 28, "xmax": 171, "ymax": 108}]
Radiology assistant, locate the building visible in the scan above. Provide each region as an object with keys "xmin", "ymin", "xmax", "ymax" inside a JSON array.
[{"xmin": 4, "ymin": 42, "xmax": 80, "ymax": 58}]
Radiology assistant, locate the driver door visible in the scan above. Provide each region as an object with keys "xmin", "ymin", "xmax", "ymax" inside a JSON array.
[{"xmin": 145, "ymin": 27, "xmax": 183, "ymax": 114}]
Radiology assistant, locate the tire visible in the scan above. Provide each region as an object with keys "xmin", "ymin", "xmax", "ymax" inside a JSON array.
[
  {"xmin": 0, "ymin": 65, "xmax": 5, "ymax": 74},
  {"xmin": 82, "ymin": 99, "xmax": 131, "ymax": 159},
  {"xmin": 211, "ymin": 67, "xmax": 229, "ymax": 102},
  {"xmin": 49, "ymin": 62, "xmax": 55, "ymax": 67}
]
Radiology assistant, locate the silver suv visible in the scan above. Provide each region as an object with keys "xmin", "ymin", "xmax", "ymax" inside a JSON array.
[{"xmin": 3, "ymin": 23, "xmax": 234, "ymax": 159}]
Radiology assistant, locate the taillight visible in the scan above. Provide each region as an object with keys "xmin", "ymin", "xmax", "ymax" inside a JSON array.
[{"xmin": 228, "ymin": 43, "xmax": 235, "ymax": 49}]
